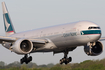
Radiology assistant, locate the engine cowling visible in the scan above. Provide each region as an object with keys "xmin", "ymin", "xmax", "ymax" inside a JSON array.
[
  {"xmin": 12, "ymin": 39, "xmax": 33, "ymax": 55},
  {"xmin": 84, "ymin": 41, "xmax": 103, "ymax": 56}
]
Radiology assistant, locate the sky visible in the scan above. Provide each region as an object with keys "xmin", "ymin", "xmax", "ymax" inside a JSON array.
[{"xmin": 0, "ymin": 0, "xmax": 105, "ymax": 65}]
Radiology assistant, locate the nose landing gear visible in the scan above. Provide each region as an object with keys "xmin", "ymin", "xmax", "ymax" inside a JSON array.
[
  {"xmin": 60, "ymin": 51, "xmax": 72, "ymax": 65},
  {"xmin": 20, "ymin": 54, "xmax": 32, "ymax": 64}
]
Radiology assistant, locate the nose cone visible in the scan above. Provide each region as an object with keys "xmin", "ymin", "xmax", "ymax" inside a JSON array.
[{"xmin": 77, "ymin": 21, "xmax": 102, "ymax": 41}]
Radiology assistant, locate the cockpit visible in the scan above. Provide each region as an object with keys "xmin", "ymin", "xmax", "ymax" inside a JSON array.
[{"xmin": 88, "ymin": 27, "xmax": 100, "ymax": 29}]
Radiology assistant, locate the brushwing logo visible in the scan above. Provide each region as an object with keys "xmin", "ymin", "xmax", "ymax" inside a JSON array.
[
  {"xmin": 81, "ymin": 32, "xmax": 84, "ymax": 35},
  {"xmin": 3, "ymin": 13, "xmax": 13, "ymax": 32},
  {"xmin": 81, "ymin": 31, "xmax": 84, "ymax": 35},
  {"xmin": 4, "ymin": 15, "xmax": 10, "ymax": 32}
]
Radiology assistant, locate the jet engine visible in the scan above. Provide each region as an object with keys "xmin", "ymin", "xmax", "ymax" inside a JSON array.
[
  {"xmin": 84, "ymin": 41, "xmax": 103, "ymax": 56},
  {"xmin": 12, "ymin": 39, "xmax": 33, "ymax": 55}
]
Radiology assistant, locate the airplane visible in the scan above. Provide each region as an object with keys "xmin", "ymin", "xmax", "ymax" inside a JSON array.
[{"xmin": 1, "ymin": 2, "xmax": 105, "ymax": 65}]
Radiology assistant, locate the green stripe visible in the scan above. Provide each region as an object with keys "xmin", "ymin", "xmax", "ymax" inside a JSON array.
[{"xmin": 81, "ymin": 30, "xmax": 101, "ymax": 35}]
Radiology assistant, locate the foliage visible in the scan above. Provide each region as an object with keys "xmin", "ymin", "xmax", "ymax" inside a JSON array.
[
  {"xmin": 0, "ymin": 61, "xmax": 5, "ymax": 67},
  {"xmin": 1, "ymin": 58, "xmax": 105, "ymax": 70}
]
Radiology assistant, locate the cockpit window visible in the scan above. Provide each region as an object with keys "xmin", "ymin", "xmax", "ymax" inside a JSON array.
[{"xmin": 88, "ymin": 27, "xmax": 100, "ymax": 29}]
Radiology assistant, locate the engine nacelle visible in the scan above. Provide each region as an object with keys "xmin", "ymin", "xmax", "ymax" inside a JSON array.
[
  {"xmin": 84, "ymin": 41, "xmax": 103, "ymax": 56},
  {"xmin": 12, "ymin": 39, "xmax": 33, "ymax": 55}
]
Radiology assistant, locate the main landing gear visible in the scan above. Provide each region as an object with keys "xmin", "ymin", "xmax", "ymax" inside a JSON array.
[
  {"xmin": 60, "ymin": 51, "xmax": 72, "ymax": 65},
  {"xmin": 20, "ymin": 54, "xmax": 32, "ymax": 64}
]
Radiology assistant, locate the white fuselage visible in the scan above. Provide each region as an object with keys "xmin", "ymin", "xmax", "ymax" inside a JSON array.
[{"xmin": 9, "ymin": 21, "xmax": 101, "ymax": 53}]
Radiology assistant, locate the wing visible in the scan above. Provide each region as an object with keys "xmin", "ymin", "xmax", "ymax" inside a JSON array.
[
  {"xmin": 99, "ymin": 37, "xmax": 105, "ymax": 41},
  {"xmin": 0, "ymin": 36, "xmax": 17, "ymax": 43},
  {"xmin": 0, "ymin": 36, "xmax": 47, "ymax": 45}
]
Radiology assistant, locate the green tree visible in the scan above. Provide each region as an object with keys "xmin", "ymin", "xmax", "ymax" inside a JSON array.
[
  {"xmin": 26, "ymin": 62, "xmax": 37, "ymax": 68},
  {"xmin": 0, "ymin": 61, "xmax": 5, "ymax": 66},
  {"xmin": 6, "ymin": 61, "xmax": 21, "ymax": 68},
  {"xmin": 47, "ymin": 63, "xmax": 54, "ymax": 68}
]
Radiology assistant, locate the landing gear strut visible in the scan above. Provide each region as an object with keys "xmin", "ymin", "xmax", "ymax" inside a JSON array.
[
  {"xmin": 20, "ymin": 54, "xmax": 32, "ymax": 64},
  {"xmin": 60, "ymin": 51, "xmax": 72, "ymax": 65}
]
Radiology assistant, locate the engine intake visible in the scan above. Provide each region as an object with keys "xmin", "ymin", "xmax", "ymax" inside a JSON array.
[
  {"xmin": 92, "ymin": 42, "xmax": 102, "ymax": 54},
  {"xmin": 12, "ymin": 39, "xmax": 33, "ymax": 55},
  {"xmin": 20, "ymin": 40, "xmax": 32, "ymax": 52},
  {"xmin": 84, "ymin": 41, "xmax": 103, "ymax": 56}
]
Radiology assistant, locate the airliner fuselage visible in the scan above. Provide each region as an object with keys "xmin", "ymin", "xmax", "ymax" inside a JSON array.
[{"xmin": 9, "ymin": 21, "xmax": 101, "ymax": 53}]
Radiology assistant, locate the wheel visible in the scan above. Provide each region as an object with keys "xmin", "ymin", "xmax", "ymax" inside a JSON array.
[
  {"xmin": 20, "ymin": 59, "xmax": 24, "ymax": 64},
  {"xmin": 25, "ymin": 56, "xmax": 32, "ymax": 64},
  {"xmin": 60, "ymin": 61, "xmax": 63, "ymax": 64},
  {"xmin": 27, "ymin": 56, "xmax": 32, "ymax": 62},
  {"xmin": 69, "ymin": 57, "xmax": 72, "ymax": 62},
  {"xmin": 25, "ymin": 61, "xmax": 29, "ymax": 64},
  {"xmin": 20, "ymin": 57, "xmax": 26, "ymax": 64},
  {"xmin": 64, "ymin": 61, "xmax": 68, "ymax": 65},
  {"xmin": 60, "ymin": 59, "xmax": 63, "ymax": 64},
  {"xmin": 29, "ymin": 56, "xmax": 32, "ymax": 61},
  {"xmin": 62, "ymin": 58, "xmax": 66, "ymax": 61}
]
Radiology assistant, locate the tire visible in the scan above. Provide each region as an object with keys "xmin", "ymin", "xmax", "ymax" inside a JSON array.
[
  {"xmin": 25, "ymin": 61, "xmax": 28, "ymax": 64},
  {"xmin": 69, "ymin": 57, "xmax": 72, "ymax": 62},
  {"xmin": 29, "ymin": 56, "xmax": 32, "ymax": 61},
  {"xmin": 60, "ymin": 59, "xmax": 63, "ymax": 64},
  {"xmin": 65, "ymin": 61, "xmax": 68, "ymax": 65},
  {"xmin": 20, "ymin": 59, "xmax": 23, "ymax": 64},
  {"xmin": 20, "ymin": 58, "xmax": 25, "ymax": 64}
]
